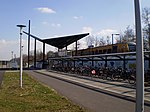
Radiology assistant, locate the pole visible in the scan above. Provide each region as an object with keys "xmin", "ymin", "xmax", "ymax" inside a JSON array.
[
  {"xmin": 112, "ymin": 34, "xmax": 120, "ymax": 52},
  {"xmin": 34, "ymin": 39, "xmax": 36, "ymax": 68},
  {"xmin": 11, "ymin": 51, "xmax": 14, "ymax": 62},
  {"xmin": 75, "ymin": 41, "xmax": 77, "ymax": 56},
  {"xmin": 134, "ymin": 0, "xmax": 144, "ymax": 112},
  {"xmin": 43, "ymin": 43, "xmax": 45, "ymax": 69},
  {"xmin": 120, "ymin": 35, "xmax": 122, "ymax": 43},
  {"xmin": 17, "ymin": 24, "xmax": 26, "ymax": 88},
  {"xmin": 112, "ymin": 34, "xmax": 113, "ymax": 45},
  {"xmin": 14, "ymin": 54, "xmax": 16, "ymax": 63},
  {"xmin": 112, "ymin": 34, "xmax": 114, "ymax": 52},
  {"xmin": 20, "ymin": 27, "xmax": 23, "ymax": 88},
  {"xmin": 28, "ymin": 20, "xmax": 30, "ymax": 69}
]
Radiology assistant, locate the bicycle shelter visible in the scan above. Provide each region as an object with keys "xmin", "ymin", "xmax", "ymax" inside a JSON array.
[
  {"xmin": 48, "ymin": 51, "xmax": 150, "ymax": 71},
  {"xmin": 23, "ymin": 31, "xmax": 89, "ymax": 68}
]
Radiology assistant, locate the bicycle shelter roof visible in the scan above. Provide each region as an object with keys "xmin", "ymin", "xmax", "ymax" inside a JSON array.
[
  {"xmin": 42, "ymin": 33, "xmax": 89, "ymax": 49},
  {"xmin": 23, "ymin": 31, "xmax": 89, "ymax": 49},
  {"xmin": 48, "ymin": 51, "xmax": 150, "ymax": 61}
]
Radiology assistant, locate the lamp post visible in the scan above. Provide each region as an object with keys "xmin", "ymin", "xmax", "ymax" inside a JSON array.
[
  {"xmin": 134, "ymin": 0, "xmax": 144, "ymax": 112},
  {"xmin": 112, "ymin": 33, "xmax": 120, "ymax": 52},
  {"xmin": 17, "ymin": 24, "xmax": 26, "ymax": 88},
  {"xmin": 11, "ymin": 51, "xmax": 14, "ymax": 62},
  {"xmin": 112, "ymin": 33, "xmax": 120, "ymax": 45}
]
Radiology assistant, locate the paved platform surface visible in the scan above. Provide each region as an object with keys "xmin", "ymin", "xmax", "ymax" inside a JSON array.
[{"xmin": 35, "ymin": 69, "xmax": 150, "ymax": 105}]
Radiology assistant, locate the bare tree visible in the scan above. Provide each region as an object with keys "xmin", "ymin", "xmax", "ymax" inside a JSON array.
[
  {"xmin": 47, "ymin": 50, "xmax": 54, "ymax": 57},
  {"xmin": 122, "ymin": 25, "xmax": 135, "ymax": 42},
  {"xmin": 22, "ymin": 54, "xmax": 28, "ymax": 67},
  {"xmin": 77, "ymin": 41, "xmax": 81, "ymax": 49},
  {"xmin": 86, "ymin": 35, "xmax": 95, "ymax": 47},
  {"xmin": 142, "ymin": 7, "xmax": 150, "ymax": 25},
  {"xmin": 36, "ymin": 49, "xmax": 43, "ymax": 61},
  {"xmin": 99, "ymin": 37, "xmax": 106, "ymax": 46},
  {"xmin": 106, "ymin": 36, "xmax": 111, "ymax": 45},
  {"xmin": 71, "ymin": 41, "xmax": 81, "ymax": 50},
  {"xmin": 71, "ymin": 44, "xmax": 75, "ymax": 50},
  {"xmin": 142, "ymin": 7, "xmax": 150, "ymax": 49},
  {"xmin": 94, "ymin": 36, "xmax": 99, "ymax": 47}
]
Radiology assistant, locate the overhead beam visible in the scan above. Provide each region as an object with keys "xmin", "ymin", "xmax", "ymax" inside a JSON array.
[{"xmin": 23, "ymin": 31, "xmax": 43, "ymax": 42}]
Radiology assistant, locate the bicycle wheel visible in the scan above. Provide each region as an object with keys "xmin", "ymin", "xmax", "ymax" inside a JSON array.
[
  {"xmin": 128, "ymin": 75, "xmax": 136, "ymax": 84},
  {"xmin": 112, "ymin": 73, "xmax": 119, "ymax": 81}
]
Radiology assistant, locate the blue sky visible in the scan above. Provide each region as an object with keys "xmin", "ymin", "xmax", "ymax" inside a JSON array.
[{"xmin": 0, "ymin": 0, "xmax": 150, "ymax": 60}]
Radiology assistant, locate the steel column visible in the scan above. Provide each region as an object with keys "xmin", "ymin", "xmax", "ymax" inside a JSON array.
[
  {"xmin": 134, "ymin": 0, "xmax": 144, "ymax": 112},
  {"xmin": 28, "ymin": 20, "xmax": 30, "ymax": 68},
  {"xmin": 34, "ymin": 39, "xmax": 36, "ymax": 68},
  {"xmin": 43, "ymin": 42, "xmax": 45, "ymax": 68},
  {"xmin": 75, "ymin": 41, "xmax": 77, "ymax": 56}
]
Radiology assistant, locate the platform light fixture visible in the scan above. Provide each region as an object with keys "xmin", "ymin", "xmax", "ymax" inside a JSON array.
[
  {"xmin": 17, "ymin": 24, "xmax": 26, "ymax": 88},
  {"xmin": 134, "ymin": 0, "xmax": 144, "ymax": 112},
  {"xmin": 112, "ymin": 33, "xmax": 120, "ymax": 45}
]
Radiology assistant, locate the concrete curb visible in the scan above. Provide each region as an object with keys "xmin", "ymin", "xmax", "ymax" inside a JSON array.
[{"xmin": 46, "ymin": 70, "xmax": 150, "ymax": 92}]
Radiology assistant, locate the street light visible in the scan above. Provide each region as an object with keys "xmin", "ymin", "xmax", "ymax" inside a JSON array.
[
  {"xmin": 134, "ymin": 0, "xmax": 144, "ymax": 112},
  {"xmin": 112, "ymin": 33, "xmax": 120, "ymax": 45},
  {"xmin": 11, "ymin": 51, "xmax": 14, "ymax": 62},
  {"xmin": 112, "ymin": 33, "xmax": 120, "ymax": 52},
  {"xmin": 17, "ymin": 24, "xmax": 26, "ymax": 88}
]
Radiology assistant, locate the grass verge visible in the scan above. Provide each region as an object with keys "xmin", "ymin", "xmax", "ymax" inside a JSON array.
[{"xmin": 0, "ymin": 72, "xmax": 86, "ymax": 112}]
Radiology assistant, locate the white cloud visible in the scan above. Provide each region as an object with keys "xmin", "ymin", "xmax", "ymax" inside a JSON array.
[
  {"xmin": 0, "ymin": 38, "xmax": 55, "ymax": 60},
  {"xmin": 95, "ymin": 29, "xmax": 119, "ymax": 44},
  {"xmin": 73, "ymin": 16, "xmax": 83, "ymax": 20},
  {"xmin": 36, "ymin": 7, "xmax": 56, "ymax": 14},
  {"xmin": 78, "ymin": 38, "xmax": 88, "ymax": 49},
  {"xmin": 96, "ymin": 29, "xmax": 118, "ymax": 37},
  {"xmin": 0, "ymin": 39, "xmax": 34, "ymax": 60},
  {"xmin": 82, "ymin": 26, "xmax": 93, "ymax": 34},
  {"xmin": 0, "ymin": 39, "xmax": 18, "ymax": 47},
  {"xmin": 0, "ymin": 39, "xmax": 19, "ymax": 60},
  {"xmin": 42, "ymin": 22, "xmax": 61, "ymax": 28},
  {"xmin": 80, "ymin": 27, "xmax": 120, "ymax": 48},
  {"xmin": 51, "ymin": 23, "xmax": 61, "ymax": 27},
  {"xmin": 42, "ymin": 21, "xmax": 49, "ymax": 25}
]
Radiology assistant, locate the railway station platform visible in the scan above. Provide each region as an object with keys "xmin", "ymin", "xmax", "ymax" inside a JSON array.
[{"xmin": 35, "ymin": 69, "xmax": 150, "ymax": 106}]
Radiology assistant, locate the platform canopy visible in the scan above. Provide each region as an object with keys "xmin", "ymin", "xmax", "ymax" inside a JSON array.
[
  {"xmin": 42, "ymin": 33, "xmax": 89, "ymax": 49},
  {"xmin": 24, "ymin": 32, "xmax": 89, "ymax": 49}
]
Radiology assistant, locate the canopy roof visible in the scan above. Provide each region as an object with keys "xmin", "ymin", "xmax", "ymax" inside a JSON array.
[
  {"xmin": 42, "ymin": 33, "xmax": 89, "ymax": 49},
  {"xmin": 24, "ymin": 31, "xmax": 89, "ymax": 49}
]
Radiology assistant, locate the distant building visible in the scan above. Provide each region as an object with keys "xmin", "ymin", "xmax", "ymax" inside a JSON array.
[
  {"xmin": 9, "ymin": 59, "xmax": 19, "ymax": 68},
  {"xmin": 0, "ymin": 60, "xmax": 9, "ymax": 68}
]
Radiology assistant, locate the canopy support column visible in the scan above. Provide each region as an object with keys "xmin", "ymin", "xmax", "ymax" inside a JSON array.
[
  {"xmin": 75, "ymin": 41, "xmax": 77, "ymax": 56},
  {"xmin": 34, "ymin": 39, "xmax": 36, "ymax": 68},
  {"xmin": 28, "ymin": 20, "xmax": 30, "ymax": 69},
  {"xmin": 43, "ymin": 42, "xmax": 45, "ymax": 68}
]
